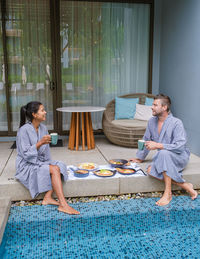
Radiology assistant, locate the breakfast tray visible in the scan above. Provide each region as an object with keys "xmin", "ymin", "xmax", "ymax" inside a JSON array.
[{"xmin": 67, "ymin": 163, "xmax": 146, "ymax": 181}]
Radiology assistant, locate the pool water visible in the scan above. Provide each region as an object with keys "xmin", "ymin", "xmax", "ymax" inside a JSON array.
[{"xmin": 1, "ymin": 196, "xmax": 200, "ymax": 258}]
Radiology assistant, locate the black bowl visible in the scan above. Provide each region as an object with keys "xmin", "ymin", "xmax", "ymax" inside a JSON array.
[{"xmin": 109, "ymin": 159, "xmax": 128, "ymax": 168}]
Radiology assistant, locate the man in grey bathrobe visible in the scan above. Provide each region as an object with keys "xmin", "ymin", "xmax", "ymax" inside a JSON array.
[{"xmin": 130, "ymin": 94, "xmax": 197, "ymax": 206}]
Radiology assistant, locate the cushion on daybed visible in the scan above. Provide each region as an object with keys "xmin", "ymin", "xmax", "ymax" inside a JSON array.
[
  {"xmin": 145, "ymin": 97, "xmax": 154, "ymax": 106},
  {"xmin": 115, "ymin": 97, "xmax": 139, "ymax": 120},
  {"xmin": 102, "ymin": 93, "xmax": 155, "ymax": 147},
  {"xmin": 112, "ymin": 118, "xmax": 148, "ymax": 128},
  {"xmin": 134, "ymin": 103, "xmax": 153, "ymax": 121}
]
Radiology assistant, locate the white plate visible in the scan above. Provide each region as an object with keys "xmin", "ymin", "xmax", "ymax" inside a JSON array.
[
  {"xmin": 93, "ymin": 169, "xmax": 116, "ymax": 177},
  {"xmin": 78, "ymin": 162, "xmax": 98, "ymax": 171}
]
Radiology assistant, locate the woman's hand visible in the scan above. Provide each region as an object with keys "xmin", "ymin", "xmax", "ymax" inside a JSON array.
[
  {"xmin": 145, "ymin": 141, "xmax": 163, "ymax": 150},
  {"xmin": 40, "ymin": 135, "xmax": 51, "ymax": 145},
  {"xmin": 36, "ymin": 135, "xmax": 51, "ymax": 149}
]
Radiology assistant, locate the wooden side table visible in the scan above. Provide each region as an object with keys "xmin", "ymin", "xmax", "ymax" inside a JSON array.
[{"xmin": 56, "ymin": 106, "xmax": 105, "ymax": 150}]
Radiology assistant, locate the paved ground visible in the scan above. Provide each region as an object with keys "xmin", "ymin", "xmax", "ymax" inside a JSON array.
[{"xmin": 1, "ymin": 135, "xmax": 200, "ymax": 243}]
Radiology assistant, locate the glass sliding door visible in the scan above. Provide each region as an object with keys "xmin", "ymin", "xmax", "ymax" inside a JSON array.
[
  {"xmin": 0, "ymin": 0, "xmax": 152, "ymax": 135},
  {"xmin": 60, "ymin": 1, "xmax": 150, "ymax": 130},
  {"xmin": 0, "ymin": 7, "xmax": 8, "ymax": 131},
  {"xmin": 5, "ymin": 0, "xmax": 53, "ymax": 131}
]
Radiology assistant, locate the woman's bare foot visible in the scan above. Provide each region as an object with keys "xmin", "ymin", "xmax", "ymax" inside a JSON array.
[
  {"xmin": 187, "ymin": 183, "xmax": 198, "ymax": 200},
  {"xmin": 156, "ymin": 193, "xmax": 172, "ymax": 206},
  {"xmin": 42, "ymin": 197, "xmax": 60, "ymax": 206},
  {"xmin": 58, "ymin": 204, "xmax": 80, "ymax": 215}
]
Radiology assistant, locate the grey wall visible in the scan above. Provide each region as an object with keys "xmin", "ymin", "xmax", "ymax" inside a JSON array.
[
  {"xmin": 152, "ymin": 0, "xmax": 162, "ymax": 95},
  {"xmin": 156, "ymin": 0, "xmax": 200, "ymax": 156}
]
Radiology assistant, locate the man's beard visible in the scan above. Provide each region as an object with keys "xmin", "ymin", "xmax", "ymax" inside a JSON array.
[{"xmin": 152, "ymin": 110, "xmax": 163, "ymax": 117}]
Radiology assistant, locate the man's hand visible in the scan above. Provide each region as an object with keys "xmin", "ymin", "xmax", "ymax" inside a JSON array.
[
  {"xmin": 129, "ymin": 158, "xmax": 143, "ymax": 163},
  {"xmin": 145, "ymin": 141, "xmax": 163, "ymax": 150}
]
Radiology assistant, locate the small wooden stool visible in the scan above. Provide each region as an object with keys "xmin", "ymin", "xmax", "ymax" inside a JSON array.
[
  {"xmin": 68, "ymin": 112, "xmax": 95, "ymax": 150},
  {"xmin": 56, "ymin": 106, "xmax": 105, "ymax": 151}
]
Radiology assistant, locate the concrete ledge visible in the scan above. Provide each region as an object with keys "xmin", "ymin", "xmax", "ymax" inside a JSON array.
[
  {"xmin": 0, "ymin": 180, "xmax": 42, "ymax": 201},
  {"xmin": 120, "ymin": 176, "xmax": 165, "ymax": 194},
  {"xmin": 0, "ymin": 197, "xmax": 11, "ymax": 244},
  {"xmin": 1, "ymin": 170, "xmax": 200, "ymax": 201},
  {"xmin": 119, "ymin": 175, "xmax": 188, "ymax": 193},
  {"xmin": 0, "ymin": 177, "xmax": 120, "ymax": 200},
  {"xmin": 63, "ymin": 177, "xmax": 120, "ymax": 197}
]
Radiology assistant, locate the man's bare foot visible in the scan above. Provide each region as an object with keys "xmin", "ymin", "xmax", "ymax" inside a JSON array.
[
  {"xmin": 42, "ymin": 197, "xmax": 60, "ymax": 206},
  {"xmin": 58, "ymin": 204, "xmax": 80, "ymax": 215},
  {"xmin": 187, "ymin": 183, "xmax": 198, "ymax": 200},
  {"xmin": 156, "ymin": 193, "xmax": 172, "ymax": 206}
]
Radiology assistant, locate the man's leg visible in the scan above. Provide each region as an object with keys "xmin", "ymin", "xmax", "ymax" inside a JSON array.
[
  {"xmin": 147, "ymin": 165, "xmax": 198, "ymax": 202},
  {"xmin": 172, "ymin": 180, "xmax": 198, "ymax": 200},
  {"xmin": 155, "ymin": 172, "xmax": 172, "ymax": 206}
]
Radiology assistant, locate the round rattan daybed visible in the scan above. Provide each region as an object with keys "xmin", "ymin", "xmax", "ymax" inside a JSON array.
[{"xmin": 102, "ymin": 93, "xmax": 155, "ymax": 147}]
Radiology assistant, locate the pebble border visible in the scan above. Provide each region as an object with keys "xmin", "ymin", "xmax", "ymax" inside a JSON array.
[{"xmin": 11, "ymin": 189, "xmax": 200, "ymax": 207}]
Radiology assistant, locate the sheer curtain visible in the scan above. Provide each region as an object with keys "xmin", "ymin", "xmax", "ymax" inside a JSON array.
[
  {"xmin": 0, "ymin": 8, "xmax": 8, "ymax": 131},
  {"xmin": 60, "ymin": 1, "xmax": 150, "ymax": 130},
  {"xmin": 5, "ymin": 0, "xmax": 53, "ymax": 131}
]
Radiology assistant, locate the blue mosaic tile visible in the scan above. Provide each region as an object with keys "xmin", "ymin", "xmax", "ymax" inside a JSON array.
[{"xmin": 1, "ymin": 196, "xmax": 200, "ymax": 258}]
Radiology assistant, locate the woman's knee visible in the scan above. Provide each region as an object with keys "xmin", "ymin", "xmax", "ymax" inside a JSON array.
[{"xmin": 49, "ymin": 165, "xmax": 60, "ymax": 175}]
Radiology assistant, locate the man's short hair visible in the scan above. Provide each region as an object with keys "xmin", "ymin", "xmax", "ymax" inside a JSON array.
[{"xmin": 154, "ymin": 94, "xmax": 171, "ymax": 112}]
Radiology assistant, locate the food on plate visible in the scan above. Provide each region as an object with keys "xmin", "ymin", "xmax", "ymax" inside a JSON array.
[
  {"xmin": 109, "ymin": 160, "xmax": 123, "ymax": 165},
  {"xmin": 125, "ymin": 162, "xmax": 130, "ymax": 166},
  {"xmin": 78, "ymin": 163, "xmax": 96, "ymax": 170},
  {"xmin": 74, "ymin": 169, "xmax": 89, "ymax": 178},
  {"xmin": 109, "ymin": 159, "xmax": 128, "ymax": 167},
  {"xmin": 94, "ymin": 169, "xmax": 114, "ymax": 177},
  {"xmin": 76, "ymin": 170, "xmax": 88, "ymax": 174},
  {"xmin": 116, "ymin": 168, "xmax": 135, "ymax": 174}
]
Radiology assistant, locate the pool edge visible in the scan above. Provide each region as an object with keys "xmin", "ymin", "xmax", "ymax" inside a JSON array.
[{"xmin": 0, "ymin": 197, "xmax": 11, "ymax": 245}]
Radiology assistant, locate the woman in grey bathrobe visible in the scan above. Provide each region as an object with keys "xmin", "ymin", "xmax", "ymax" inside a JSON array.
[{"xmin": 16, "ymin": 101, "xmax": 79, "ymax": 215}]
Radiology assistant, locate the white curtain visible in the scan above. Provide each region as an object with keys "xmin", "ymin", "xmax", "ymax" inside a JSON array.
[
  {"xmin": 60, "ymin": 1, "xmax": 150, "ymax": 130},
  {"xmin": 0, "ymin": 20, "xmax": 8, "ymax": 131},
  {"xmin": 5, "ymin": 0, "xmax": 53, "ymax": 131}
]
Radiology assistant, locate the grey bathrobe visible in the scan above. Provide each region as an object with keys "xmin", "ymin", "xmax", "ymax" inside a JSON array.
[
  {"xmin": 136, "ymin": 113, "xmax": 190, "ymax": 183},
  {"xmin": 15, "ymin": 122, "xmax": 68, "ymax": 198}
]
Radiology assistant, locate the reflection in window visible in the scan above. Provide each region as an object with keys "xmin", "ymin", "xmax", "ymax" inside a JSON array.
[
  {"xmin": 0, "ymin": 12, "xmax": 8, "ymax": 131},
  {"xmin": 60, "ymin": 1, "xmax": 150, "ymax": 129},
  {"xmin": 5, "ymin": 0, "xmax": 53, "ymax": 131}
]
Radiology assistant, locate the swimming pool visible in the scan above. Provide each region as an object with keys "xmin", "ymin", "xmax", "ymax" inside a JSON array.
[{"xmin": 1, "ymin": 196, "xmax": 200, "ymax": 258}]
